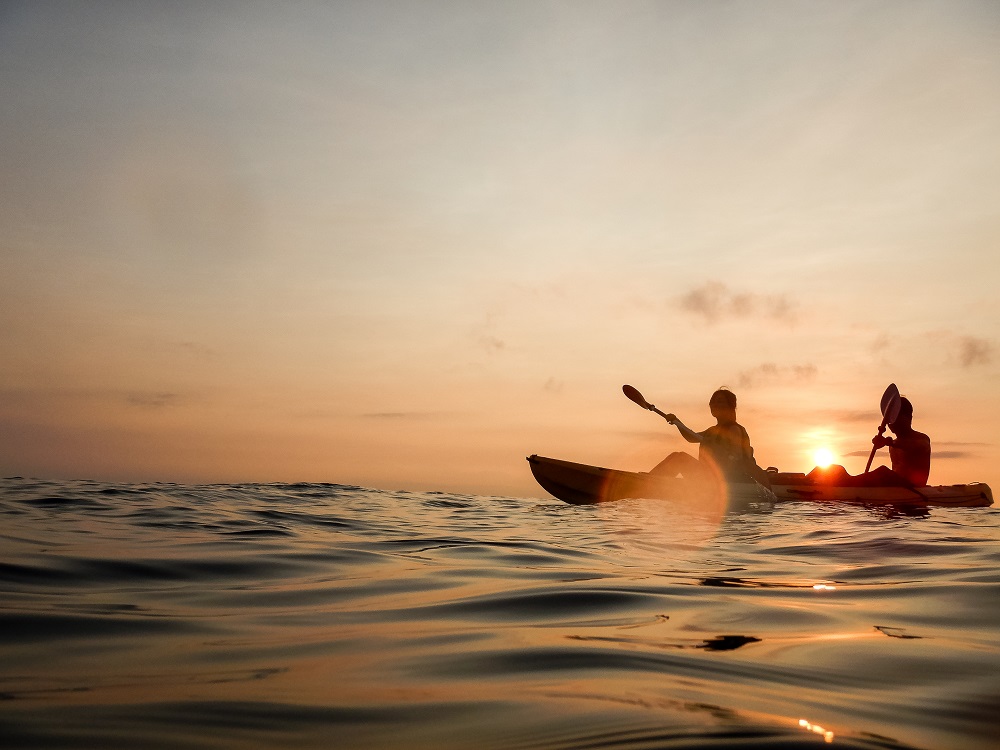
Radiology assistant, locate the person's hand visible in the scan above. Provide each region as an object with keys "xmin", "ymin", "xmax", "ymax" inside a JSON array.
[
  {"xmin": 872, "ymin": 434, "xmax": 892, "ymax": 449},
  {"xmin": 664, "ymin": 413, "xmax": 677, "ymax": 424}
]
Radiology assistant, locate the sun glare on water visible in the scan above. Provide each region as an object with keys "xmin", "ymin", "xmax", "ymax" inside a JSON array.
[{"xmin": 812, "ymin": 447, "xmax": 835, "ymax": 468}]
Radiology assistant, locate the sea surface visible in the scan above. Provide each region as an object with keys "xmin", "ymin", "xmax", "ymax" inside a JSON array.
[{"xmin": 2, "ymin": 477, "xmax": 999, "ymax": 750}]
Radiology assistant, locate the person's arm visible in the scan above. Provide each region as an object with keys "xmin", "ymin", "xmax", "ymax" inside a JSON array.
[
  {"xmin": 663, "ymin": 414, "xmax": 703, "ymax": 444},
  {"xmin": 741, "ymin": 426, "xmax": 773, "ymax": 486},
  {"xmin": 743, "ymin": 428, "xmax": 758, "ymax": 466},
  {"xmin": 872, "ymin": 434, "xmax": 893, "ymax": 449}
]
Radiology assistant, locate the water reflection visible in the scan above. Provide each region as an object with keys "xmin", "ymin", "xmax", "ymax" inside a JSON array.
[
  {"xmin": 698, "ymin": 635, "xmax": 761, "ymax": 651},
  {"xmin": 799, "ymin": 718, "xmax": 836, "ymax": 743}
]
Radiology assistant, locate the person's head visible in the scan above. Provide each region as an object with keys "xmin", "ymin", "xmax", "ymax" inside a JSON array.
[
  {"xmin": 709, "ymin": 388, "xmax": 737, "ymax": 423},
  {"xmin": 890, "ymin": 396, "xmax": 913, "ymax": 432}
]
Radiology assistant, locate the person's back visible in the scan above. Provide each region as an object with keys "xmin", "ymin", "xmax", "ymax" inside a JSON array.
[
  {"xmin": 889, "ymin": 428, "xmax": 931, "ymax": 486},
  {"xmin": 699, "ymin": 422, "xmax": 755, "ymax": 482}
]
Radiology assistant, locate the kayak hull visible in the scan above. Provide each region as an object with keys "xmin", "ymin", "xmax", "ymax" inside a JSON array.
[
  {"xmin": 527, "ymin": 455, "xmax": 993, "ymax": 508},
  {"xmin": 526, "ymin": 455, "xmax": 775, "ymax": 506}
]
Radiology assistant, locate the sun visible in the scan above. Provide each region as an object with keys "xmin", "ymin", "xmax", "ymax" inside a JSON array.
[{"xmin": 812, "ymin": 447, "xmax": 835, "ymax": 468}]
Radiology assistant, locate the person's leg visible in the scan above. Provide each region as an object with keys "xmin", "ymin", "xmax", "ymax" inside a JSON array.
[
  {"xmin": 806, "ymin": 464, "xmax": 852, "ymax": 485},
  {"xmin": 650, "ymin": 451, "xmax": 702, "ymax": 478},
  {"xmin": 858, "ymin": 465, "xmax": 913, "ymax": 487}
]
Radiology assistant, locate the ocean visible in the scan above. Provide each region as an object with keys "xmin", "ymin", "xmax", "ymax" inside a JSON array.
[{"xmin": 1, "ymin": 476, "xmax": 999, "ymax": 749}]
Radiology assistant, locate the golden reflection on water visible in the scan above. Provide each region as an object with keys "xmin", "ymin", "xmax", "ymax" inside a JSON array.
[
  {"xmin": 593, "ymin": 485, "xmax": 730, "ymax": 556},
  {"xmin": 799, "ymin": 717, "xmax": 835, "ymax": 743}
]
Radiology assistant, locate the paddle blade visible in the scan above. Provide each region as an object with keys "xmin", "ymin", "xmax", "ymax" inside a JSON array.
[
  {"xmin": 865, "ymin": 383, "xmax": 902, "ymax": 474},
  {"xmin": 881, "ymin": 383, "xmax": 901, "ymax": 424},
  {"xmin": 622, "ymin": 384, "xmax": 651, "ymax": 410}
]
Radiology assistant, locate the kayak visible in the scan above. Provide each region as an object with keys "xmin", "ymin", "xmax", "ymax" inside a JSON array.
[
  {"xmin": 526, "ymin": 455, "xmax": 776, "ymax": 506},
  {"xmin": 527, "ymin": 454, "xmax": 994, "ymax": 508}
]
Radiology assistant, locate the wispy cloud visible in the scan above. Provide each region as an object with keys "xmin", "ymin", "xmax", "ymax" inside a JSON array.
[
  {"xmin": 737, "ymin": 362, "xmax": 817, "ymax": 389},
  {"xmin": 471, "ymin": 313, "xmax": 506, "ymax": 353},
  {"xmin": 543, "ymin": 377, "xmax": 565, "ymax": 394},
  {"xmin": 125, "ymin": 392, "xmax": 183, "ymax": 408},
  {"xmin": 478, "ymin": 335, "xmax": 506, "ymax": 351},
  {"xmin": 361, "ymin": 411, "xmax": 441, "ymax": 420},
  {"xmin": 958, "ymin": 336, "xmax": 992, "ymax": 367},
  {"xmin": 920, "ymin": 331, "xmax": 995, "ymax": 369},
  {"xmin": 868, "ymin": 334, "xmax": 891, "ymax": 354},
  {"xmin": 845, "ymin": 447, "xmax": 982, "ymax": 460},
  {"xmin": 813, "ymin": 409, "xmax": 879, "ymax": 424},
  {"xmin": 929, "ymin": 441, "xmax": 991, "ymax": 460},
  {"xmin": 679, "ymin": 282, "xmax": 797, "ymax": 325},
  {"xmin": 174, "ymin": 341, "xmax": 217, "ymax": 359}
]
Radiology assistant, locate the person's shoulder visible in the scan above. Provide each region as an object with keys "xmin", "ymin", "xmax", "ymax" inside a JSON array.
[
  {"xmin": 701, "ymin": 424, "xmax": 732, "ymax": 441},
  {"xmin": 898, "ymin": 430, "xmax": 931, "ymax": 447}
]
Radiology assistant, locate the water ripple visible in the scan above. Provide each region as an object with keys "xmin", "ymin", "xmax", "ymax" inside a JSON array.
[{"xmin": 1, "ymin": 477, "xmax": 998, "ymax": 749}]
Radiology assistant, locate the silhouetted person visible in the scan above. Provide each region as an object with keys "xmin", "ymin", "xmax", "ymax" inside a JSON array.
[
  {"xmin": 871, "ymin": 397, "xmax": 931, "ymax": 486},
  {"xmin": 650, "ymin": 388, "xmax": 770, "ymax": 486}
]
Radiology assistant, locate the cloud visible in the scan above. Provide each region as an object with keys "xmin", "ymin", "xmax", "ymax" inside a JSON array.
[
  {"xmin": 921, "ymin": 331, "xmax": 995, "ymax": 369},
  {"xmin": 542, "ymin": 377, "xmax": 565, "ymax": 394},
  {"xmin": 814, "ymin": 409, "xmax": 879, "ymax": 424},
  {"xmin": 125, "ymin": 392, "xmax": 183, "ymax": 408},
  {"xmin": 958, "ymin": 336, "xmax": 992, "ymax": 367},
  {"xmin": 868, "ymin": 334, "xmax": 891, "ymax": 354},
  {"xmin": 844, "ymin": 447, "xmax": 980, "ymax": 460},
  {"xmin": 679, "ymin": 282, "xmax": 797, "ymax": 325},
  {"xmin": 175, "ymin": 341, "xmax": 217, "ymax": 359},
  {"xmin": 361, "ymin": 412, "xmax": 444, "ymax": 420},
  {"xmin": 932, "ymin": 450, "xmax": 975, "ymax": 459},
  {"xmin": 478, "ymin": 335, "xmax": 506, "ymax": 351},
  {"xmin": 471, "ymin": 312, "xmax": 506, "ymax": 353},
  {"xmin": 737, "ymin": 362, "xmax": 817, "ymax": 389}
]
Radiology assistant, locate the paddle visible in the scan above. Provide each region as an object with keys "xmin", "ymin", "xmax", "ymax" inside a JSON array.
[
  {"xmin": 864, "ymin": 383, "xmax": 902, "ymax": 473},
  {"xmin": 622, "ymin": 384, "xmax": 674, "ymax": 423}
]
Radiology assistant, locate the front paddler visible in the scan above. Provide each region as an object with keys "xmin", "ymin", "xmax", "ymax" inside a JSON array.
[{"xmin": 650, "ymin": 388, "xmax": 771, "ymax": 487}]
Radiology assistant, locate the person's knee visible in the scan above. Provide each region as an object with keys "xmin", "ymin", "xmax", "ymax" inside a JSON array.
[{"xmin": 651, "ymin": 451, "xmax": 694, "ymax": 476}]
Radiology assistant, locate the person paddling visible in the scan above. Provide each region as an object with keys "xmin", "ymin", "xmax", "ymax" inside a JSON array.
[
  {"xmin": 650, "ymin": 388, "xmax": 770, "ymax": 486},
  {"xmin": 870, "ymin": 397, "xmax": 931, "ymax": 487},
  {"xmin": 811, "ymin": 393, "xmax": 931, "ymax": 489}
]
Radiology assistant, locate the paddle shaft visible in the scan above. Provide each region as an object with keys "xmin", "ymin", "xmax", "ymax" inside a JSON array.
[
  {"xmin": 864, "ymin": 418, "xmax": 888, "ymax": 474},
  {"xmin": 648, "ymin": 405, "xmax": 672, "ymax": 422},
  {"xmin": 864, "ymin": 384, "xmax": 901, "ymax": 474}
]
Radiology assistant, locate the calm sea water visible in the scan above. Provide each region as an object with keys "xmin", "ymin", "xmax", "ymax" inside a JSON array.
[{"xmin": 2, "ymin": 477, "xmax": 999, "ymax": 750}]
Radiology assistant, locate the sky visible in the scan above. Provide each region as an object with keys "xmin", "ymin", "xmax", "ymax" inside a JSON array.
[{"xmin": 2, "ymin": 1, "xmax": 999, "ymax": 496}]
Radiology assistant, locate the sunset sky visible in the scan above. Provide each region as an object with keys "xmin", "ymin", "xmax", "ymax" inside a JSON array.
[{"xmin": 2, "ymin": 1, "xmax": 999, "ymax": 496}]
